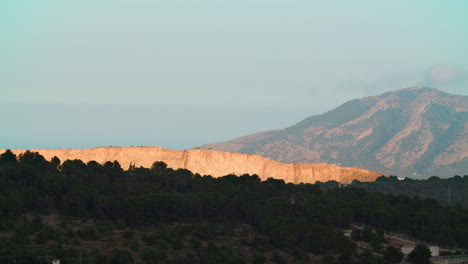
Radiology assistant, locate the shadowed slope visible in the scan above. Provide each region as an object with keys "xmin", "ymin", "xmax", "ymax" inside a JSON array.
[{"xmin": 202, "ymin": 87, "xmax": 468, "ymax": 177}]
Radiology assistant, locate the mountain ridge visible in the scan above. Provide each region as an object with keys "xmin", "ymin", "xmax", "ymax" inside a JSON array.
[
  {"xmin": 202, "ymin": 87, "xmax": 468, "ymax": 177},
  {"xmin": 2, "ymin": 147, "xmax": 385, "ymax": 184}
]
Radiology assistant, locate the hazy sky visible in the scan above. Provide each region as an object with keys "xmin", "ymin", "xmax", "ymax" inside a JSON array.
[{"xmin": 1, "ymin": 1, "xmax": 468, "ymax": 150}]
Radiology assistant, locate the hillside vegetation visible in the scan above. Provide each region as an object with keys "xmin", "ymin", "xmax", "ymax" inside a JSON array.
[
  {"xmin": 351, "ymin": 175, "xmax": 468, "ymax": 207},
  {"xmin": 1, "ymin": 149, "xmax": 468, "ymax": 264}
]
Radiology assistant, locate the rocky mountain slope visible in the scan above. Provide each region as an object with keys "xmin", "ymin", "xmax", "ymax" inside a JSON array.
[
  {"xmin": 202, "ymin": 87, "xmax": 468, "ymax": 177},
  {"xmin": 4, "ymin": 147, "xmax": 384, "ymax": 184}
]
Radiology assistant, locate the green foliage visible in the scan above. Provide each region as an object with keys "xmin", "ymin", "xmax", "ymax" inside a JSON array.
[
  {"xmin": 89, "ymin": 248, "xmax": 108, "ymax": 264},
  {"xmin": 252, "ymin": 235, "xmax": 271, "ymax": 251},
  {"xmin": 152, "ymin": 161, "xmax": 168, "ymax": 172},
  {"xmin": 0, "ymin": 149, "xmax": 17, "ymax": 164},
  {"xmin": 321, "ymin": 254, "xmax": 336, "ymax": 264},
  {"xmin": 338, "ymin": 252, "xmax": 353, "ymax": 264},
  {"xmin": 1, "ymin": 150, "xmax": 468, "ymax": 263},
  {"xmin": 31, "ymin": 215, "xmax": 44, "ymax": 231},
  {"xmin": 51, "ymin": 156, "xmax": 61, "ymax": 167},
  {"xmin": 383, "ymin": 246, "xmax": 404, "ymax": 264},
  {"xmin": 370, "ymin": 237, "xmax": 383, "ymax": 253},
  {"xmin": 140, "ymin": 247, "xmax": 165, "ymax": 263},
  {"xmin": 122, "ymin": 229, "xmax": 134, "ymax": 240},
  {"xmin": 351, "ymin": 227, "xmax": 385, "ymax": 253},
  {"xmin": 272, "ymin": 250, "xmax": 287, "ymax": 264},
  {"xmin": 110, "ymin": 249, "xmax": 134, "ymax": 264},
  {"xmin": 76, "ymin": 226, "xmax": 99, "ymax": 240},
  {"xmin": 408, "ymin": 245, "xmax": 431, "ymax": 264},
  {"xmin": 361, "ymin": 227, "xmax": 374, "ymax": 241},
  {"xmin": 0, "ymin": 247, "xmax": 45, "ymax": 264},
  {"xmin": 358, "ymin": 249, "xmax": 382, "ymax": 264},
  {"xmin": 18, "ymin": 150, "xmax": 47, "ymax": 164},
  {"xmin": 351, "ymin": 229, "xmax": 362, "ymax": 240},
  {"xmin": 141, "ymin": 232, "xmax": 159, "ymax": 246},
  {"xmin": 34, "ymin": 225, "xmax": 62, "ymax": 244},
  {"xmin": 13, "ymin": 217, "xmax": 33, "ymax": 244},
  {"xmin": 252, "ymin": 253, "xmax": 267, "ymax": 264},
  {"xmin": 128, "ymin": 239, "xmax": 140, "ymax": 252},
  {"xmin": 352, "ymin": 174, "xmax": 468, "ymax": 207}
]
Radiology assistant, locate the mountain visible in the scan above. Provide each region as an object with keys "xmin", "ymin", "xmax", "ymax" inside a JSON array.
[
  {"xmin": 202, "ymin": 87, "xmax": 468, "ymax": 178},
  {"xmin": 3, "ymin": 147, "xmax": 385, "ymax": 184}
]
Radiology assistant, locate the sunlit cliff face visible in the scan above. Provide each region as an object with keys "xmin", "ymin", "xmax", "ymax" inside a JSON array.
[{"xmin": 4, "ymin": 147, "xmax": 385, "ymax": 184}]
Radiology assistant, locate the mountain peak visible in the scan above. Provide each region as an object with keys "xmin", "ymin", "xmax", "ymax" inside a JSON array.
[
  {"xmin": 371, "ymin": 86, "xmax": 445, "ymax": 99},
  {"xmin": 202, "ymin": 88, "xmax": 467, "ymax": 177}
]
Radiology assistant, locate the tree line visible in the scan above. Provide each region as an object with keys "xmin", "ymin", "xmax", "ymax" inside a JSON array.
[
  {"xmin": 351, "ymin": 175, "xmax": 468, "ymax": 207},
  {"xmin": 0, "ymin": 149, "xmax": 467, "ymax": 263}
]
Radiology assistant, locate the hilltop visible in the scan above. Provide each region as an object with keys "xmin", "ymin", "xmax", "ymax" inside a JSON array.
[
  {"xmin": 3, "ymin": 147, "xmax": 384, "ymax": 184},
  {"xmin": 202, "ymin": 87, "xmax": 468, "ymax": 177}
]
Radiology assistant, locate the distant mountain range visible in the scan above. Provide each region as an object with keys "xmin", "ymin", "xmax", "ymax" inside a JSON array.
[{"xmin": 202, "ymin": 87, "xmax": 468, "ymax": 178}]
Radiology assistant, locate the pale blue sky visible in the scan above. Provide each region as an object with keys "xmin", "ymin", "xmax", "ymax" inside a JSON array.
[{"xmin": 1, "ymin": 0, "xmax": 468, "ymax": 149}]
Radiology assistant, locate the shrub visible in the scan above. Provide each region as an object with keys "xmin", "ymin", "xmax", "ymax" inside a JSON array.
[
  {"xmin": 140, "ymin": 247, "xmax": 165, "ymax": 264},
  {"xmin": 110, "ymin": 249, "xmax": 134, "ymax": 264},
  {"xmin": 76, "ymin": 226, "xmax": 99, "ymax": 240}
]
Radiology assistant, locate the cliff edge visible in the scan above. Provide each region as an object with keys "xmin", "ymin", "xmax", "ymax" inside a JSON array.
[{"xmin": 3, "ymin": 147, "xmax": 386, "ymax": 184}]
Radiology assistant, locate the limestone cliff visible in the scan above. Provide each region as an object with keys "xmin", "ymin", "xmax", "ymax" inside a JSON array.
[{"xmin": 3, "ymin": 147, "xmax": 385, "ymax": 184}]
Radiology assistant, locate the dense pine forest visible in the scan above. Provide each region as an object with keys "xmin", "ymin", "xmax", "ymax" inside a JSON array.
[
  {"xmin": 350, "ymin": 175, "xmax": 468, "ymax": 207},
  {"xmin": 0, "ymin": 149, "xmax": 467, "ymax": 264}
]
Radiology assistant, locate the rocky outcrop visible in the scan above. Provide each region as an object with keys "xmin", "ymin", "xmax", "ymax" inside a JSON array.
[{"xmin": 3, "ymin": 147, "xmax": 385, "ymax": 184}]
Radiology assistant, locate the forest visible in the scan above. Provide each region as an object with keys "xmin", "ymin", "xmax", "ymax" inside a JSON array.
[
  {"xmin": 0, "ymin": 149, "xmax": 467, "ymax": 264},
  {"xmin": 350, "ymin": 175, "xmax": 468, "ymax": 207}
]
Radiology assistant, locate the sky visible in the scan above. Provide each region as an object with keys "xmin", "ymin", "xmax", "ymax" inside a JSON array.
[{"xmin": 1, "ymin": 0, "xmax": 468, "ymax": 150}]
